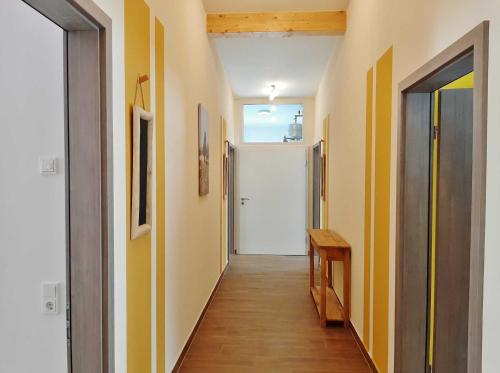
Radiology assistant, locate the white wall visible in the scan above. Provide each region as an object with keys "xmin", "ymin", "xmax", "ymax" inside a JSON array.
[
  {"xmin": 315, "ymin": 0, "xmax": 500, "ymax": 371},
  {"xmin": 0, "ymin": 1, "xmax": 67, "ymax": 372},
  {"xmin": 148, "ymin": 0, "xmax": 234, "ymax": 370}
]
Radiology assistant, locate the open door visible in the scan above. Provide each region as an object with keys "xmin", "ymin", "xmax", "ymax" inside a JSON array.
[
  {"xmin": 395, "ymin": 22, "xmax": 488, "ymax": 373},
  {"xmin": 312, "ymin": 141, "xmax": 322, "ymax": 229},
  {"xmin": 433, "ymin": 89, "xmax": 473, "ymax": 372},
  {"xmin": 21, "ymin": 1, "xmax": 114, "ymax": 372}
]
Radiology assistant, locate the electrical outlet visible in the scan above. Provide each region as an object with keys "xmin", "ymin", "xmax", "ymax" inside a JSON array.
[{"xmin": 41, "ymin": 282, "xmax": 59, "ymax": 315}]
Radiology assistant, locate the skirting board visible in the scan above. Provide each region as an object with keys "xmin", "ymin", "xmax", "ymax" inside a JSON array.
[
  {"xmin": 349, "ymin": 322, "xmax": 379, "ymax": 373},
  {"xmin": 171, "ymin": 263, "xmax": 229, "ymax": 372}
]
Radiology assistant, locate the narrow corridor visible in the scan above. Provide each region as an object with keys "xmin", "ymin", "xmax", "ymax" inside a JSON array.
[{"xmin": 178, "ymin": 255, "xmax": 371, "ymax": 372}]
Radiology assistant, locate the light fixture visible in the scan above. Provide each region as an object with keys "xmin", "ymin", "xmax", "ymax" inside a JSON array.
[
  {"xmin": 258, "ymin": 109, "xmax": 271, "ymax": 116},
  {"xmin": 269, "ymin": 84, "xmax": 277, "ymax": 101}
]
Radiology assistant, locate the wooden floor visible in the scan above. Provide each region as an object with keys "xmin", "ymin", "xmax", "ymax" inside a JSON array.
[{"xmin": 178, "ymin": 255, "xmax": 371, "ymax": 373}]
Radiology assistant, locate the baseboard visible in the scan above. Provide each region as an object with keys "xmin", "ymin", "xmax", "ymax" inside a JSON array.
[
  {"xmin": 171, "ymin": 263, "xmax": 228, "ymax": 373},
  {"xmin": 349, "ymin": 322, "xmax": 379, "ymax": 373}
]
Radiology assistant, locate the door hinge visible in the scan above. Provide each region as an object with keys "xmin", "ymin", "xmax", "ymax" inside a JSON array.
[
  {"xmin": 433, "ymin": 125, "xmax": 439, "ymax": 140},
  {"xmin": 66, "ymin": 303, "xmax": 71, "ymax": 345}
]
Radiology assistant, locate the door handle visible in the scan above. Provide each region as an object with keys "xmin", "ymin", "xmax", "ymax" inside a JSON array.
[{"xmin": 241, "ymin": 197, "xmax": 250, "ymax": 205}]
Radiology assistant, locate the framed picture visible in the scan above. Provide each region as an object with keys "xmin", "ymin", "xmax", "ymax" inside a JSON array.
[
  {"xmin": 131, "ymin": 105, "xmax": 154, "ymax": 240},
  {"xmin": 198, "ymin": 104, "xmax": 209, "ymax": 196}
]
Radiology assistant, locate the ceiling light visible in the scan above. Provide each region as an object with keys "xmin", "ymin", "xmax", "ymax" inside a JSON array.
[
  {"xmin": 269, "ymin": 85, "xmax": 277, "ymax": 101},
  {"xmin": 258, "ymin": 109, "xmax": 271, "ymax": 116}
]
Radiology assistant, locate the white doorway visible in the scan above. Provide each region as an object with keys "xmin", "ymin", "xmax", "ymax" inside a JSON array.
[{"xmin": 238, "ymin": 146, "xmax": 307, "ymax": 255}]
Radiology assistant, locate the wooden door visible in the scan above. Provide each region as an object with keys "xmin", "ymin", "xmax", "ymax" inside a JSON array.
[
  {"xmin": 433, "ymin": 89, "xmax": 473, "ymax": 372},
  {"xmin": 396, "ymin": 93, "xmax": 433, "ymax": 373},
  {"xmin": 67, "ymin": 29, "xmax": 106, "ymax": 373},
  {"xmin": 312, "ymin": 142, "xmax": 322, "ymax": 229}
]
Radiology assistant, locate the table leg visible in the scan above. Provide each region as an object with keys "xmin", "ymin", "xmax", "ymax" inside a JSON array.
[
  {"xmin": 320, "ymin": 251, "xmax": 327, "ymax": 328},
  {"xmin": 309, "ymin": 241, "xmax": 314, "ymax": 289},
  {"xmin": 343, "ymin": 250, "xmax": 351, "ymax": 328},
  {"xmin": 328, "ymin": 260, "xmax": 333, "ymax": 289}
]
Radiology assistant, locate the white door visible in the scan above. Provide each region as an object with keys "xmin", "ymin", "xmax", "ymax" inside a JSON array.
[{"xmin": 239, "ymin": 146, "xmax": 307, "ymax": 255}]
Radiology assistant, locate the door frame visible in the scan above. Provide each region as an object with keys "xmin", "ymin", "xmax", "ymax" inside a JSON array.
[
  {"xmin": 220, "ymin": 119, "xmax": 227, "ymax": 272},
  {"xmin": 395, "ymin": 21, "xmax": 488, "ymax": 372},
  {"xmin": 21, "ymin": 0, "xmax": 113, "ymax": 372},
  {"xmin": 227, "ymin": 142, "xmax": 236, "ymax": 256}
]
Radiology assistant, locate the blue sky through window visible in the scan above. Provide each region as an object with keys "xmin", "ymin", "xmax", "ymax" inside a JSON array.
[{"xmin": 243, "ymin": 104, "xmax": 303, "ymax": 143}]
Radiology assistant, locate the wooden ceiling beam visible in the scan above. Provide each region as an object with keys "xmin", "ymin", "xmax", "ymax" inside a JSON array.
[{"xmin": 207, "ymin": 11, "xmax": 346, "ymax": 37}]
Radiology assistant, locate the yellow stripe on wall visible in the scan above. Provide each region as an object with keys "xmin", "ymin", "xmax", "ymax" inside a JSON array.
[
  {"xmin": 373, "ymin": 47, "xmax": 392, "ymax": 373},
  {"xmin": 125, "ymin": 0, "xmax": 151, "ymax": 372},
  {"xmin": 363, "ymin": 67, "xmax": 374, "ymax": 349},
  {"xmin": 155, "ymin": 17, "xmax": 166, "ymax": 373}
]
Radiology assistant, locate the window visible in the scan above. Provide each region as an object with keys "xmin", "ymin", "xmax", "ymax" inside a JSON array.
[{"xmin": 243, "ymin": 104, "xmax": 304, "ymax": 143}]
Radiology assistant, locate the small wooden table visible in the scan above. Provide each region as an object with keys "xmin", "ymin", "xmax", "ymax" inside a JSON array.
[{"xmin": 308, "ymin": 229, "xmax": 351, "ymax": 328}]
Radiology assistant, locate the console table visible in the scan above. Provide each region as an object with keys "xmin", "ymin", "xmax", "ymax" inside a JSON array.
[{"xmin": 307, "ymin": 229, "xmax": 351, "ymax": 328}]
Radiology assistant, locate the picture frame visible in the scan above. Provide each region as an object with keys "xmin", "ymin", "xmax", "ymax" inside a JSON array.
[
  {"xmin": 131, "ymin": 105, "xmax": 154, "ymax": 240},
  {"xmin": 198, "ymin": 104, "xmax": 210, "ymax": 196}
]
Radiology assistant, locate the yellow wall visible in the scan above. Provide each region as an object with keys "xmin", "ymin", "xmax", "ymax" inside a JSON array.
[
  {"xmin": 155, "ymin": 17, "xmax": 166, "ymax": 373},
  {"xmin": 87, "ymin": 0, "xmax": 233, "ymax": 370},
  {"xmin": 363, "ymin": 67, "xmax": 374, "ymax": 350},
  {"xmin": 373, "ymin": 47, "xmax": 392, "ymax": 373},
  {"xmin": 314, "ymin": 0, "xmax": 500, "ymax": 369},
  {"xmin": 124, "ymin": 0, "xmax": 151, "ymax": 371}
]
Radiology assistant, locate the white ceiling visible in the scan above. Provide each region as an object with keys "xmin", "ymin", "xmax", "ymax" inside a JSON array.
[
  {"xmin": 202, "ymin": 0, "xmax": 349, "ymax": 13},
  {"xmin": 213, "ymin": 36, "xmax": 340, "ymax": 98}
]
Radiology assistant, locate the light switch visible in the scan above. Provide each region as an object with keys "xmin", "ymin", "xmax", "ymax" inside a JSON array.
[
  {"xmin": 39, "ymin": 157, "xmax": 57, "ymax": 175},
  {"xmin": 41, "ymin": 281, "xmax": 59, "ymax": 315},
  {"xmin": 42, "ymin": 282, "xmax": 57, "ymax": 297}
]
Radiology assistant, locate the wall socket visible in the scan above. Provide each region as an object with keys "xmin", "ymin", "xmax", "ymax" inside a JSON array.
[{"xmin": 41, "ymin": 282, "xmax": 59, "ymax": 315}]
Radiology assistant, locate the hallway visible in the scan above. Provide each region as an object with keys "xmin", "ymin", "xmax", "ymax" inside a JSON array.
[
  {"xmin": 178, "ymin": 255, "xmax": 371, "ymax": 372},
  {"xmin": 2, "ymin": 0, "xmax": 499, "ymax": 372}
]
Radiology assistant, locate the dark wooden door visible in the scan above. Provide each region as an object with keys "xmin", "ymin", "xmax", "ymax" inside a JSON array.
[
  {"xmin": 433, "ymin": 89, "xmax": 473, "ymax": 373},
  {"xmin": 312, "ymin": 143, "xmax": 321, "ymax": 229},
  {"xmin": 67, "ymin": 29, "xmax": 106, "ymax": 373},
  {"xmin": 228, "ymin": 145, "xmax": 236, "ymax": 255},
  {"xmin": 395, "ymin": 93, "xmax": 433, "ymax": 373}
]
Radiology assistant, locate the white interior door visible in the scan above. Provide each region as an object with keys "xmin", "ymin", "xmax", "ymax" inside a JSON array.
[{"xmin": 239, "ymin": 146, "xmax": 307, "ymax": 255}]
